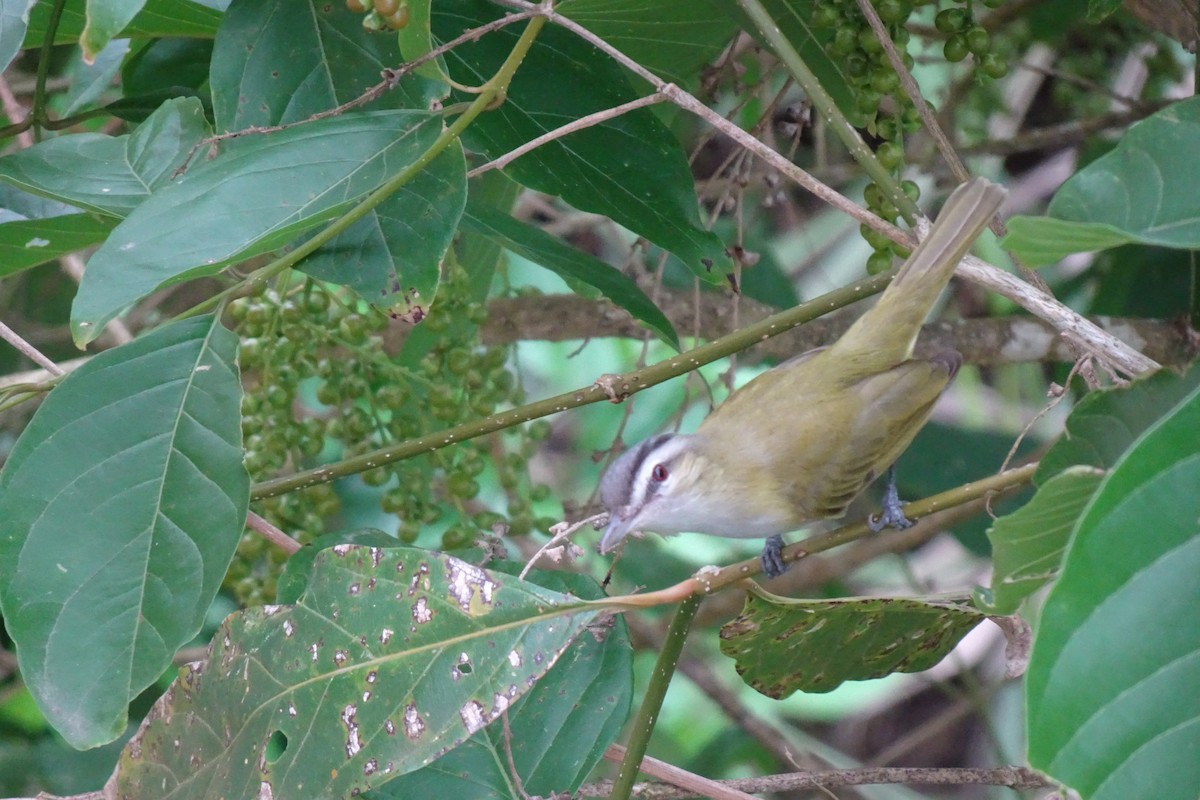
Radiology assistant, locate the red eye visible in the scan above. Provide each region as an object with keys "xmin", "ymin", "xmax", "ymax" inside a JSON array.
[{"xmin": 651, "ymin": 464, "xmax": 668, "ymax": 482}]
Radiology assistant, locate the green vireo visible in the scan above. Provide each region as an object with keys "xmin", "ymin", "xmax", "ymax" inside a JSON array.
[{"xmin": 598, "ymin": 177, "xmax": 1006, "ymax": 577}]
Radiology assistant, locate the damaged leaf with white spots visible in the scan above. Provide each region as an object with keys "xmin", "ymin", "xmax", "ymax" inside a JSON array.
[
  {"xmin": 719, "ymin": 584, "xmax": 985, "ymax": 698},
  {"xmin": 106, "ymin": 547, "xmax": 598, "ymax": 800}
]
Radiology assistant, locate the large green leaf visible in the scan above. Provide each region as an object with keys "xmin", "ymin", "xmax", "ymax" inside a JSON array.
[
  {"xmin": 70, "ymin": 110, "xmax": 443, "ymax": 344},
  {"xmin": 0, "ymin": 315, "xmax": 247, "ymax": 749},
  {"xmin": 719, "ymin": 585, "xmax": 984, "ymax": 698},
  {"xmin": 1036, "ymin": 365, "xmax": 1200, "ymax": 484},
  {"xmin": 431, "ymin": 0, "xmax": 731, "ymax": 283},
  {"xmin": 0, "ymin": 0, "xmax": 39, "ymax": 75},
  {"xmin": 1004, "ymin": 97, "xmax": 1200, "ymax": 265},
  {"xmin": 372, "ymin": 568, "xmax": 632, "ymax": 800},
  {"xmin": 301, "ymin": 141, "xmax": 466, "ymax": 307},
  {"xmin": 1027, "ymin": 381, "xmax": 1200, "ymax": 799},
  {"xmin": 0, "ymin": 96, "xmax": 210, "ymax": 217},
  {"xmin": 109, "ymin": 547, "xmax": 601, "ymax": 799},
  {"xmin": 23, "ymin": 0, "xmax": 221, "ymax": 48},
  {"xmin": 557, "ymin": 0, "xmax": 736, "ymax": 86},
  {"xmin": 209, "ymin": 0, "xmax": 454, "ymax": 303},
  {"xmin": 0, "ymin": 213, "xmax": 117, "ymax": 278},
  {"xmin": 461, "ymin": 200, "xmax": 679, "ymax": 349},
  {"xmin": 210, "ymin": 0, "xmax": 440, "ymax": 132},
  {"xmin": 975, "ymin": 466, "xmax": 1105, "ymax": 615}
]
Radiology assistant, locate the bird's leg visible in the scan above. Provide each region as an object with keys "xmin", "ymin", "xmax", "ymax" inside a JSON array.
[
  {"xmin": 868, "ymin": 465, "xmax": 914, "ymax": 532},
  {"xmin": 760, "ymin": 534, "xmax": 788, "ymax": 577}
]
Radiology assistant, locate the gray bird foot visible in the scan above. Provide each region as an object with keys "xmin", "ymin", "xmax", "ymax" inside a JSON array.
[
  {"xmin": 868, "ymin": 466, "xmax": 914, "ymax": 532},
  {"xmin": 761, "ymin": 534, "xmax": 788, "ymax": 578}
]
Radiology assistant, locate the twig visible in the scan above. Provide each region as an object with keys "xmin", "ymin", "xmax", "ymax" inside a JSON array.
[
  {"xmin": 582, "ymin": 752, "xmax": 1054, "ymax": 797},
  {"xmin": 0, "ymin": 75, "xmax": 33, "ymax": 149},
  {"xmin": 173, "ymin": 6, "xmax": 541, "ymax": 175},
  {"xmin": 0, "ymin": 320, "xmax": 64, "ymax": 375},
  {"xmin": 60, "ymin": 253, "xmax": 133, "ymax": 345},
  {"xmin": 245, "ymin": 510, "xmax": 301, "ymax": 554},
  {"xmin": 468, "ymin": 91, "xmax": 667, "ymax": 177},
  {"xmin": 518, "ymin": 513, "xmax": 602, "ymax": 579},
  {"xmin": 500, "ymin": 711, "xmax": 530, "ymax": 800}
]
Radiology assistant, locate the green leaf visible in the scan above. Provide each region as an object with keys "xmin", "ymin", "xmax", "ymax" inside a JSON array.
[
  {"xmin": 121, "ymin": 36, "xmax": 214, "ymax": 99},
  {"xmin": 432, "ymin": 0, "xmax": 731, "ymax": 282},
  {"xmin": 70, "ymin": 110, "xmax": 443, "ymax": 345},
  {"xmin": 208, "ymin": 0, "xmax": 454, "ymax": 304},
  {"xmin": 557, "ymin": 0, "xmax": 736, "ymax": 86},
  {"xmin": 276, "ymin": 529, "xmax": 399, "ymax": 605},
  {"xmin": 1003, "ymin": 98, "xmax": 1200, "ymax": 265},
  {"xmin": 719, "ymin": 586, "xmax": 984, "ymax": 698},
  {"xmin": 80, "ymin": 0, "xmax": 145, "ymax": 60},
  {"xmin": 373, "ymin": 569, "xmax": 632, "ymax": 800},
  {"xmin": 0, "ymin": 0, "xmax": 38, "ymax": 75},
  {"xmin": 975, "ymin": 466, "xmax": 1105, "ymax": 615},
  {"xmin": 24, "ymin": 0, "xmax": 222, "ymax": 48},
  {"xmin": 720, "ymin": 0, "xmax": 867, "ymax": 127},
  {"xmin": 0, "ymin": 95, "xmax": 210, "ymax": 217},
  {"xmin": 61, "ymin": 36, "xmax": 129, "ymax": 115},
  {"xmin": 461, "ymin": 200, "xmax": 679, "ymax": 349},
  {"xmin": 210, "ymin": 0, "xmax": 441, "ymax": 132},
  {"xmin": 395, "ymin": 0, "xmax": 448, "ymax": 84},
  {"xmin": 0, "ymin": 315, "xmax": 248, "ymax": 748},
  {"xmin": 0, "ymin": 213, "xmax": 117, "ymax": 277},
  {"xmin": 1037, "ymin": 365, "xmax": 1200, "ymax": 484},
  {"xmin": 1026, "ymin": 381, "xmax": 1200, "ymax": 799},
  {"xmin": 301, "ymin": 141, "xmax": 466, "ymax": 307},
  {"xmin": 110, "ymin": 547, "xmax": 601, "ymax": 799}
]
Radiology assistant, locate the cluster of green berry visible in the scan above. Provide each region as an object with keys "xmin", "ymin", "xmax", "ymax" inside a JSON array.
[
  {"xmin": 345, "ymin": 0, "xmax": 409, "ymax": 31},
  {"xmin": 935, "ymin": 0, "xmax": 1008, "ymax": 78},
  {"xmin": 224, "ymin": 266, "xmax": 550, "ymax": 604}
]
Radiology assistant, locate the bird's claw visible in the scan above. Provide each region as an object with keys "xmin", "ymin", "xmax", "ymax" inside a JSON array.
[{"xmin": 760, "ymin": 534, "xmax": 788, "ymax": 578}]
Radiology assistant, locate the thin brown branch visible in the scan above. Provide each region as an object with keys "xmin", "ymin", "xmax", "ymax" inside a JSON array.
[
  {"xmin": 0, "ymin": 320, "xmax": 64, "ymax": 375},
  {"xmin": 581, "ymin": 746, "xmax": 1054, "ymax": 798},
  {"xmin": 245, "ymin": 510, "xmax": 301, "ymax": 554},
  {"xmin": 468, "ymin": 91, "xmax": 668, "ymax": 177},
  {"xmin": 961, "ymin": 104, "xmax": 1170, "ymax": 156}
]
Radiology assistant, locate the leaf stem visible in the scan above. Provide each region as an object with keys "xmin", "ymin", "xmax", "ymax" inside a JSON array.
[
  {"xmin": 30, "ymin": 0, "xmax": 70, "ymax": 141},
  {"xmin": 608, "ymin": 594, "xmax": 701, "ymax": 800}
]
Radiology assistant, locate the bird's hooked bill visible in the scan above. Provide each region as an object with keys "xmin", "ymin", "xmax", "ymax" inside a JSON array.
[{"xmin": 598, "ymin": 511, "xmax": 633, "ymax": 553}]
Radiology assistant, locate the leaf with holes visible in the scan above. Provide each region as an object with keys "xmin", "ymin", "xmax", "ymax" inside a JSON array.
[
  {"xmin": 0, "ymin": 315, "xmax": 247, "ymax": 749},
  {"xmin": 372, "ymin": 568, "xmax": 632, "ymax": 800},
  {"xmin": 720, "ymin": 585, "xmax": 984, "ymax": 698},
  {"xmin": 108, "ymin": 547, "xmax": 601, "ymax": 799}
]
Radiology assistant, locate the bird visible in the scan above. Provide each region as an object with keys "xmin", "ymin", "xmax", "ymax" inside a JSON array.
[{"xmin": 597, "ymin": 177, "xmax": 1006, "ymax": 578}]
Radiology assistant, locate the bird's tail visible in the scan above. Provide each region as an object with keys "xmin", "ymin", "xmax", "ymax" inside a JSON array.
[{"xmin": 830, "ymin": 177, "xmax": 1007, "ymax": 370}]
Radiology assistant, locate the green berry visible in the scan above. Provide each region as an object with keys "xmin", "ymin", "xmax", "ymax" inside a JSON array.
[
  {"xmin": 866, "ymin": 248, "xmax": 894, "ymax": 275},
  {"xmin": 979, "ymin": 52, "xmax": 1009, "ymax": 78},
  {"xmin": 943, "ymin": 34, "xmax": 969, "ymax": 62},
  {"xmin": 934, "ymin": 7, "xmax": 968, "ymax": 33},
  {"xmin": 964, "ymin": 26, "xmax": 990, "ymax": 56}
]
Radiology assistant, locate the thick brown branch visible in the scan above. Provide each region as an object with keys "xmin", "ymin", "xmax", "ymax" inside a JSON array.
[{"xmin": 479, "ymin": 293, "xmax": 1198, "ymax": 367}]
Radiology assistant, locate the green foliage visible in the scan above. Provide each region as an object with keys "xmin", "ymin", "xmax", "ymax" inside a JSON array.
[
  {"xmin": 0, "ymin": 0, "xmax": 1194, "ymax": 797},
  {"xmin": 0, "ymin": 315, "xmax": 247, "ymax": 748},
  {"xmin": 1027, "ymin": 380, "xmax": 1200, "ymax": 798},
  {"xmin": 1005, "ymin": 97, "xmax": 1200, "ymax": 265},
  {"xmin": 720, "ymin": 585, "xmax": 984, "ymax": 697}
]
